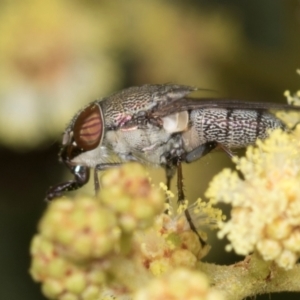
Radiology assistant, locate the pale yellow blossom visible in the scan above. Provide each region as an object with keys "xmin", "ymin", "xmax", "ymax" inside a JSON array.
[{"xmin": 206, "ymin": 128, "xmax": 300, "ymax": 270}]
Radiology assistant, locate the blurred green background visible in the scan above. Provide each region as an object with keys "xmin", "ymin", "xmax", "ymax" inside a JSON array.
[{"xmin": 1, "ymin": 0, "xmax": 300, "ymax": 299}]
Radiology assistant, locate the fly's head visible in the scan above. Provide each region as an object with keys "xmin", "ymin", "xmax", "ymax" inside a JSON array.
[
  {"xmin": 45, "ymin": 103, "xmax": 105, "ymax": 201},
  {"xmin": 60, "ymin": 103, "xmax": 105, "ymax": 164}
]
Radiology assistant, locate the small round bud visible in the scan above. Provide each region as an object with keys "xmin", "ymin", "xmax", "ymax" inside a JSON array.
[
  {"xmin": 30, "ymin": 235, "xmax": 107, "ymax": 300},
  {"xmin": 100, "ymin": 163, "xmax": 164, "ymax": 232},
  {"xmin": 39, "ymin": 196, "xmax": 121, "ymax": 262}
]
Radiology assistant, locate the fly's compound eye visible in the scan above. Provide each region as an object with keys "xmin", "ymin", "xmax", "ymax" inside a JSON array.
[{"xmin": 73, "ymin": 104, "xmax": 104, "ymax": 151}]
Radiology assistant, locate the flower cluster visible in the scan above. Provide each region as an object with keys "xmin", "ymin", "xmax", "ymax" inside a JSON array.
[
  {"xmin": 30, "ymin": 163, "xmax": 221, "ymax": 299},
  {"xmin": 206, "ymin": 127, "xmax": 300, "ymax": 270}
]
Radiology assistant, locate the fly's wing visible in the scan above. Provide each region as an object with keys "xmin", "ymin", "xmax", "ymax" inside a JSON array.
[{"xmin": 151, "ymin": 98, "xmax": 300, "ymax": 118}]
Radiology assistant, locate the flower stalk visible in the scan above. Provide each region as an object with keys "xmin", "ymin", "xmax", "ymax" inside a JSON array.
[{"xmin": 200, "ymin": 253, "xmax": 300, "ymax": 300}]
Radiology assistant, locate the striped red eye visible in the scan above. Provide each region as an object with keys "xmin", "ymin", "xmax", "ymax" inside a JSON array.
[{"xmin": 73, "ymin": 104, "xmax": 104, "ymax": 150}]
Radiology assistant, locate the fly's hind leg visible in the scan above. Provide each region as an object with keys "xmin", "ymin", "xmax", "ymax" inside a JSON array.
[
  {"xmin": 176, "ymin": 159, "xmax": 207, "ymax": 247},
  {"xmin": 185, "ymin": 141, "xmax": 218, "ymax": 163},
  {"xmin": 185, "ymin": 141, "xmax": 234, "ymax": 163},
  {"xmin": 217, "ymin": 143, "xmax": 234, "ymax": 158},
  {"xmin": 163, "ymin": 155, "xmax": 207, "ymax": 247},
  {"xmin": 183, "ymin": 141, "xmax": 235, "ymax": 248}
]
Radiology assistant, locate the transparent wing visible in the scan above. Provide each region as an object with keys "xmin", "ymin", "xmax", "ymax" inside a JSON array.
[{"xmin": 151, "ymin": 97, "xmax": 300, "ymax": 118}]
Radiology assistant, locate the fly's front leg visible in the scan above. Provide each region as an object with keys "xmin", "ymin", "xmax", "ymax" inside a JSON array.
[
  {"xmin": 94, "ymin": 162, "xmax": 123, "ymax": 194},
  {"xmin": 45, "ymin": 165, "xmax": 90, "ymax": 201}
]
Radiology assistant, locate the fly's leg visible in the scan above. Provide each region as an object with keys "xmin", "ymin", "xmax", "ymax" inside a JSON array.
[
  {"xmin": 217, "ymin": 143, "xmax": 234, "ymax": 158},
  {"xmin": 164, "ymin": 163, "xmax": 177, "ymax": 213},
  {"xmin": 45, "ymin": 165, "xmax": 90, "ymax": 201},
  {"xmin": 164, "ymin": 159, "xmax": 206, "ymax": 246},
  {"xmin": 178, "ymin": 156, "xmax": 210, "ymax": 248},
  {"xmin": 291, "ymin": 121, "xmax": 300, "ymax": 131},
  {"xmin": 185, "ymin": 141, "xmax": 234, "ymax": 163},
  {"xmin": 184, "ymin": 208, "xmax": 207, "ymax": 247},
  {"xmin": 94, "ymin": 162, "xmax": 123, "ymax": 194},
  {"xmin": 176, "ymin": 160, "xmax": 185, "ymax": 203},
  {"xmin": 176, "ymin": 159, "xmax": 207, "ymax": 247},
  {"xmin": 183, "ymin": 142, "xmax": 235, "ymax": 248},
  {"xmin": 94, "ymin": 168, "xmax": 99, "ymax": 192},
  {"xmin": 181, "ymin": 143, "xmax": 219, "ymax": 248},
  {"xmin": 165, "ymin": 164, "xmax": 176, "ymax": 191},
  {"xmin": 163, "ymin": 143, "xmax": 218, "ymax": 210},
  {"xmin": 185, "ymin": 141, "xmax": 218, "ymax": 163}
]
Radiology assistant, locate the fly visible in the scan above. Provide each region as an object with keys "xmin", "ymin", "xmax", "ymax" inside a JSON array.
[{"xmin": 45, "ymin": 84, "xmax": 300, "ymax": 202}]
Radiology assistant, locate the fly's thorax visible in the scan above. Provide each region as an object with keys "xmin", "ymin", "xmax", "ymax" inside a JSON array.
[
  {"xmin": 104, "ymin": 124, "xmax": 172, "ymax": 165},
  {"xmin": 100, "ymin": 84, "xmax": 195, "ymax": 128},
  {"xmin": 67, "ymin": 127, "xmax": 171, "ymax": 168},
  {"xmin": 99, "ymin": 110, "xmax": 189, "ymax": 166}
]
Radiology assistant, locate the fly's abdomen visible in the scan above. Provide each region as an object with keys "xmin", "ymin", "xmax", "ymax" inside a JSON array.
[{"xmin": 182, "ymin": 108, "xmax": 285, "ymax": 151}]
